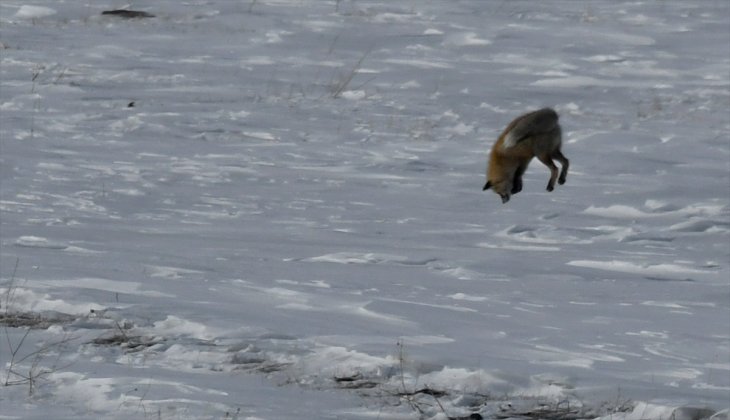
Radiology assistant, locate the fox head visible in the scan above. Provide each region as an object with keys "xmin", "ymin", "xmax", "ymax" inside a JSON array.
[{"xmin": 483, "ymin": 178, "xmax": 512, "ymax": 203}]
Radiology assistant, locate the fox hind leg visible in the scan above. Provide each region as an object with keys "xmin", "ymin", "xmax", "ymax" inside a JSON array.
[
  {"xmin": 537, "ymin": 154, "xmax": 559, "ymax": 192},
  {"xmin": 552, "ymin": 150, "xmax": 569, "ymax": 185}
]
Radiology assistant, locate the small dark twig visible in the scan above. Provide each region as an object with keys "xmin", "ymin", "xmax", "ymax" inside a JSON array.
[
  {"xmin": 101, "ymin": 10, "xmax": 155, "ymax": 19},
  {"xmin": 3, "ymin": 258, "xmax": 20, "ymax": 313},
  {"xmin": 395, "ymin": 387, "xmax": 448, "ymax": 398},
  {"xmin": 332, "ymin": 47, "xmax": 373, "ymax": 99}
]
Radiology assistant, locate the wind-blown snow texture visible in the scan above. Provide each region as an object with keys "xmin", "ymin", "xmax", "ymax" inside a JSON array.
[{"xmin": 1, "ymin": 1, "xmax": 729, "ymax": 419}]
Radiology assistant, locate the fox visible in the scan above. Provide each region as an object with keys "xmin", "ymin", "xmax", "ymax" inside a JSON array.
[{"xmin": 483, "ymin": 108, "xmax": 569, "ymax": 203}]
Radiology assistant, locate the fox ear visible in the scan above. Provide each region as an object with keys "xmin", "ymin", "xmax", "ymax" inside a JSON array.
[{"xmin": 483, "ymin": 181, "xmax": 492, "ymax": 191}]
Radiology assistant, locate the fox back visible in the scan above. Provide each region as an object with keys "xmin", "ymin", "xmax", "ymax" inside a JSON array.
[
  {"xmin": 483, "ymin": 108, "xmax": 569, "ymax": 203},
  {"xmin": 501, "ymin": 108, "xmax": 560, "ymax": 150}
]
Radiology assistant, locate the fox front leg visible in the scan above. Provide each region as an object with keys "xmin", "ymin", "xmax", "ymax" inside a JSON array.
[
  {"xmin": 510, "ymin": 164, "xmax": 528, "ymax": 194},
  {"xmin": 511, "ymin": 173, "xmax": 523, "ymax": 194}
]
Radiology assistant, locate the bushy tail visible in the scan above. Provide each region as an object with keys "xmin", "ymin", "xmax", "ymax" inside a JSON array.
[{"xmin": 502, "ymin": 108, "xmax": 559, "ymax": 148}]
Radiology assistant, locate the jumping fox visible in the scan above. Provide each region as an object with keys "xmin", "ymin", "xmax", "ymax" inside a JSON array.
[{"xmin": 483, "ymin": 108, "xmax": 569, "ymax": 203}]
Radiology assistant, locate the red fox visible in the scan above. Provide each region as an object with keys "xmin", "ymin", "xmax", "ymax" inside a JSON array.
[{"xmin": 483, "ymin": 108, "xmax": 569, "ymax": 203}]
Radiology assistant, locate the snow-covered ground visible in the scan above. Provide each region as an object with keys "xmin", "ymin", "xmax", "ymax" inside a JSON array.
[{"xmin": 1, "ymin": 1, "xmax": 728, "ymax": 419}]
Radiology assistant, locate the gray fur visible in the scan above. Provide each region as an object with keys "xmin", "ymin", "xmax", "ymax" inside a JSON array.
[{"xmin": 502, "ymin": 108, "xmax": 559, "ymax": 149}]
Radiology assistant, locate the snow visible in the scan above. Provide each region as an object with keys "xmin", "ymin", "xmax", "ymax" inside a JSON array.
[
  {"xmin": 12, "ymin": 5, "xmax": 56, "ymax": 20},
  {"xmin": 1, "ymin": 1, "xmax": 729, "ymax": 419}
]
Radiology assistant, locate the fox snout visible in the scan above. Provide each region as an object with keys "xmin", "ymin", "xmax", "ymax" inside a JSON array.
[{"xmin": 483, "ymin": 180, "xmax": 511, "ymax": 203}]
